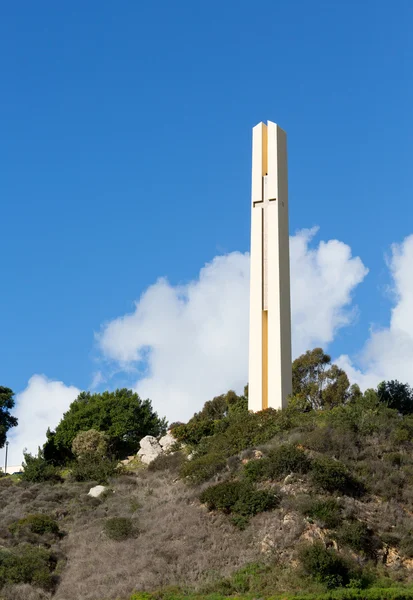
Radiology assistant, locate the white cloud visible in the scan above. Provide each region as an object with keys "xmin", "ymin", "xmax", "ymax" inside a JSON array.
[
  {"xmin": 337, "ymin": 234, "xmax": 413, "ymax": 390},
  {"xmin": 0, "ymin": 375, "xmax": 80, "ymax": 466},
  {"xmin": 290, "ymin": 227, "xmax": 368, "ymax": 355},
  {"xmin": 97, "ymin": 228, "xmax": 368, "ymax": 422}
]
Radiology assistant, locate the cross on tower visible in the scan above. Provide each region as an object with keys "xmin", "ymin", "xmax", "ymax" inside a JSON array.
[{"xmin": 253, "ymin": 175, "xmax": 276, "ymax": 310}]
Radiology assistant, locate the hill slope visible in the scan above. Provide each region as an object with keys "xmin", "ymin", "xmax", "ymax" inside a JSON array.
[{"xmin": 3, "ymin": 386, "xmax": 413, "ymax": 599}]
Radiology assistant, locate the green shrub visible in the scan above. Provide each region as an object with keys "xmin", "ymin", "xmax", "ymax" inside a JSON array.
[
  {"xmin": 172, "ymin": 420, "xmax": 217, "ymax": 446},
  {"xmin": 383, "ymin": 452, "xmax": 405, "ymax": 467},
  {"xmin": 334, "ymin": 520, "xmax": 380, "ymax": 558},
  {"xmin": 70, "ymin": 455, "xmax": 118, "ymax": 484},
  {"xmin": 298, "ymin": 541, "xmax": 351, "ymax": 589},
  {"xmin": 148, "ymin": 451, "xmax": 186, "ymax": 472},
  {"xmin": 267, "ymin": 443, "xmax": 311, "ymax": 476},
  {"xmin": 311, "ymin": 456, "xmax": 364, "ymax": 496},
  {"xmin": 71, "ymin": 429, "xmax": 108, "ymax": 458},
  {"xmin": 21, "ymin": 451, "xmax": 62, "ymax": 484},
  {"xmin": 180, "ymin": 453, "xmax": 227, "ymax": 484},
  {"xmin": 245, "ymin": 444, "xmax": 311, "ymax": 483},
  {"xmin": 0, "ymin": 545, "xmax": 57, "ymax": 591},
  {"xmin": 399, "ymin": 536, "xmax": 413, "ymax": 559},
  {"xmin": 10, "ymin": 514, "xmax": 59, "ymax": 537},
  {"xmin": 199, "ymin": 480, "xmax": 278, "ymax": 524},
  {"xmin": 297, "ymin": 496, "xmax": 342, "ymax": 529},
  {"xmin": 229, "ymin": 514, "xmax": 251, "ymax": 530},
  {"xmin": 243, "ymin": 457, "xmax": 271, "ymax": 482},
  {"xmin": 103, "ymin": 517, "xmax": 135, "ymax": 541}
]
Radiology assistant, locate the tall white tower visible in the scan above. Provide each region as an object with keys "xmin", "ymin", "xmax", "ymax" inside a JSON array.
[{"xmin": 248, "ymin": 121, "xmax": 292, "ymax": 412}]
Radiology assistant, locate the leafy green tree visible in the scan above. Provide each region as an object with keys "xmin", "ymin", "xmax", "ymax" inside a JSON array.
[
  {"xmin": 192, "ymin": 390, "xmax": 247, "ymax": 422},
  {"xmin": 0, "ymin": 387, "xmax": 18, "ymax": 448},
  {"xmin": 44, "ymin": 388, "xmax": 167, "ymax": 462},
  {"xmin": 377, "ymin": 380, "xmax": 413, "ymax": 415},
  {"xmin": 292, "ymin": 348, "xmax": 354, "ymax": 410}
]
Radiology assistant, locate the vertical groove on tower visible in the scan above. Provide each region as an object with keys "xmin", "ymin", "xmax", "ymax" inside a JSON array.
[{"xmin": 262, "ymin": 310, "xmax": 268, "ymax": 410}]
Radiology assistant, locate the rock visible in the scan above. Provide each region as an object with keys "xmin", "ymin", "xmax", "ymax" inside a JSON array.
[
  {"xmin": 137, "ymin": 435, "xmax": 163, "ymax": 465},
  {"xmin": 159, "ymin": 432, "xmax": 176, "ymax": 452},
  {"xmin": 88, "ymin": 485, "xmax": 108, "ymax": 498}
]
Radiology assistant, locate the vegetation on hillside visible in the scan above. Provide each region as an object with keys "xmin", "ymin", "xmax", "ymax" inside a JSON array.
[{"xmin": 2, "ymin": 348, "xmax": 413, "ymax": 599}]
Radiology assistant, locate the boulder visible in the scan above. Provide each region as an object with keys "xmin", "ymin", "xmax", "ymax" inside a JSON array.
[
  {"xmin": 159, "ymin": 432, "xmax": 176, "ymax": 452},
  {"xmin": 137, "ymin": 435, "xmax": 163, "ymax": 465},
  {"xmin": 88, "ymin": 485, "xmax": 108, "ymax": 498}
]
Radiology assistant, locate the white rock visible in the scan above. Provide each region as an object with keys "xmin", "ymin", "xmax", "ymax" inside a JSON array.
[
  {"xmin": 159, "ymin": 432, "xmax": 176, "ymax": 451},
  {"xmin": 88, "ymin": 485, "xmax": 108, "ymax": 498},
  {"xmin": 137, "ymin": 435, "xmax": 163, "ymax": 465}
]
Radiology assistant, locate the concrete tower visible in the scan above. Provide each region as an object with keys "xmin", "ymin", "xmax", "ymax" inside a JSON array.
[{"xmin": 248, "ymin": 121, "xmax": 292, "ymax": 412}]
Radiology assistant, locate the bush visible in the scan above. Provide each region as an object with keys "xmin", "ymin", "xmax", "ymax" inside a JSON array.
[
  {"xmin": 244, "ymin": 444, "xmax": 311, "ymax": 482},
  {"xmin": 399, "ymin": 536, "xmax": 413, "ymax": 558},
  {"xmin": 10, "ymin": 514, "xmax": 59, "ymax": 537},
  {"xmin": 334, "ymin": 520, "xmax": 380, "ymax": 558},
  {"xmin": 71, "ymin": 429, "xmax": 108, "ymax": 458},
  {"xmin": 180, "ymin": 453, "xmax": 227, "ymax": 484},
  {"xmin": 199, "ymin": 480, "xmax": 278, "ymax": 524},
  {"xmin": 0, "ymin": 545, "xmax": 57, "ymax": 591},
  {"xmin": 311, "ymin": 456, "xmax": 364, "ymax": 496},
  {"xmin": 21, "ymin": 452, "xmax": 62, "ymax": 484},
  {"xmin": 298, "ymin": 541, "xmax": 351, "ymax": 589},
  {"xmin": 148, "ymin": 451, "xmax": 186, "ymax": 472},
  {"xmin": 103, "ymin": 517, "xmax": 135, "ymax": 541},
  {"xmin": 297, "ymin": 496, "xmax": 342, "ymax": 529},
  {"xmin": 70, "ymin": 455, "xmax": 118, "ymax": 484},
  {"xmin": 243, "ymin": 458, "xmax": 271, "ymax": 482}
]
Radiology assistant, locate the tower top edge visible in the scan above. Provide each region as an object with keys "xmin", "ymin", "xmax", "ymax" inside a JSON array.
[{"xmin": 253, "ymin": 121, "xmax": 287, "ymax": 131}]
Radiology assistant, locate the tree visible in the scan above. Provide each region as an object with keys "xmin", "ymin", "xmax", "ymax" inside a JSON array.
[
  {"xmin": 292, "ymin": 348, "xmax": 353, "ymax": 410},
  {"xmin": 377, "ymin": 380, "xmax": 413, "ymax": 415},
  {"xmin": 0, "ymin": 387, "xmax": 18, "ymax": 448},
  {"xmin": 44, "ymin": 388, "xmax": 167, "ymax": 463}
]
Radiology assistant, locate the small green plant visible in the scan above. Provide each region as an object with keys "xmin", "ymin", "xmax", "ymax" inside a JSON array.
[
  {"xmin": 399, "ymin": 536, "xmax": 413, "ymax": 558},
  {"xmin": 298, "ymin": 541, "xmax": 351, "ymax": 589},
  {"xmin": 199, "ymin": 479, "xmax": 278, "ymax": 527},
  {"xmin": 244, "ymin": 444, "xmax": 311, "ymax": 482},
  {"xmin": 70, "ymin": 455, "xmax": 119, "ymax": 484},
  {"xmin": 172, "ymin": 420, "xmax": 217, "ymax": 446},
  {"xmin": 333, "ymin": 520, "xmax": 380, "ymax": 558},
  {"xmin": 148, "ymin": 451, "xmax": 186, "ymax": 472},
  {"xmin": 0, "ymin": 544, "xmax": 57, "ymax": 590},
  {"xmin": 180, "ymin": 453, "xmax": 227, "ymax": 484},
  {"xmin": 10, "ymin": 514, "xmax": 59, "ymax": 537},
  {"xmin": 129, "ymin": 499, "xmax": 142, "ymax": 513},
  {"xmin": 103, "ymin": 517, "xmax": 135, "ymax": 541},
  {"xmin": 311, "ymin": 456, "xmax": 363, "ymax": 496},
  {"xmin": 297, "ymin": 496, "xmax": 342, "ymax": 528},
  {"xmin": 21, "ymin": 451, "xmax": 62, "ymax": 484},
  {"xmin": 243, "ymin": 457, "xmax": 271, "ymax": 482}
]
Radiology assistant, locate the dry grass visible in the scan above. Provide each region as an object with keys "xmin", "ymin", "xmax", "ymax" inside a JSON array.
[
  {"xmin": 0, "ymin": 584, "xmax": 52, "ymax": 600},
  {"xmin": 3, "ymin": 435, "xmax": 413, "ymax": 599},
  {"xmin": 54, "ymin": 469, "xmax": 263, "ymax": 599}
]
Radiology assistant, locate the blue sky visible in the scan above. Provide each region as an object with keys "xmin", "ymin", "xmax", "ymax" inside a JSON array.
[{"xmin": 1, "ymin": 1, "xmax": 413, "ymax": 463}]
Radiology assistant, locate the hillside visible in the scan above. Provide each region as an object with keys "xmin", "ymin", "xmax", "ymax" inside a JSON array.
[{"xmin": 2, "ymin": 353, "xmax": 413, "ymax": 599}]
